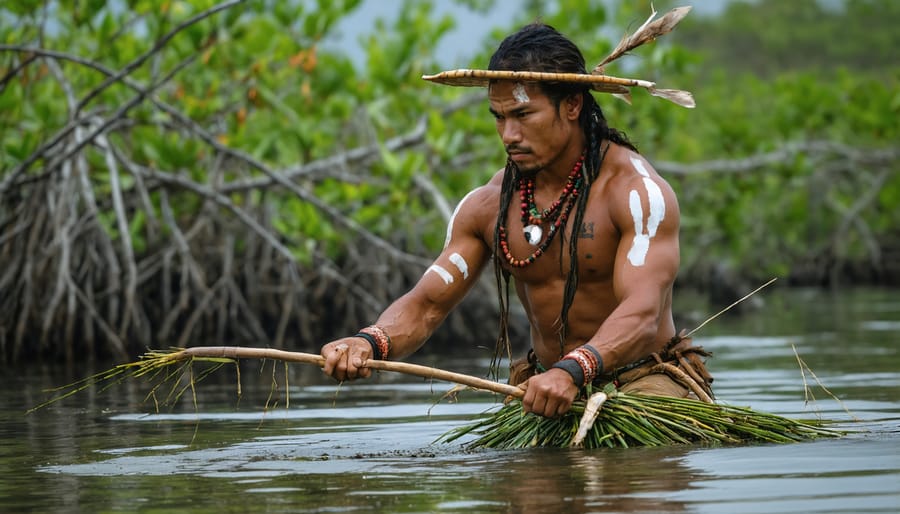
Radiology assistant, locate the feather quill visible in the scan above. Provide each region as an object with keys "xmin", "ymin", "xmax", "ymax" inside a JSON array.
[
  {"xmin": 593, "ymin": 6, "xmax": 693, "ymax": 74},
  {"xmin": 649, "ymin": 87, "xmax": 695, "ymax": 108},
  {"xmin": 612, "ymin": 92, "xmax": 633, "ymax": 105},
  {"xmin": 591, "ymin": 83, "xmax": 631, "ymax": 94}
]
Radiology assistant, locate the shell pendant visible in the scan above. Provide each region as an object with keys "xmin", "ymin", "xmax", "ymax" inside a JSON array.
[{"xmin": 523, "ymin": 224, "xmax": 543, "ymax": 245}]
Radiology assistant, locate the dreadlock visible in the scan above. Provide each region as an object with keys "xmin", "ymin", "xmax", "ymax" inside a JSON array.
[{"xmin": 489, "ymin": 23, "xmax": 638, "ymax": 375}]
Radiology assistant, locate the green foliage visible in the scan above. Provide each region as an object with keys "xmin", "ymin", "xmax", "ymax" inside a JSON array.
[
  {"xmin": 1, "ymin": 0, "xmax": 898, "ymax": 361},
  {"xmin": 672, "ymin": 0, "xmax": 900, "ymax": 77},
  {"xmin": 2, "ymin": 0, "xmax": 895, "ymax": 258}
]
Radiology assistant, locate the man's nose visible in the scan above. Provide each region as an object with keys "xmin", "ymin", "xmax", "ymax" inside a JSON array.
[{"xmin": 500, "ymin": 120, "xmax": 522, "ymax": 146}]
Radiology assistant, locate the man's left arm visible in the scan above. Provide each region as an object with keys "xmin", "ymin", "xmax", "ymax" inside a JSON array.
[
  {"xmin": 521, "ymin": 159, "xmax": 681, "ymax": 417},
  {"xmin": 590, "ymin": 165, "xmax": 681, "ymax": 370}
]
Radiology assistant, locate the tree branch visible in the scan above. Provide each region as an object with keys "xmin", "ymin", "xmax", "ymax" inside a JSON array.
[
  {"xmin": 75, "ymin": 0, "xmax": 244, "ymax": 113},
  {"xmin": 656, "ymin": 140, "xmax": 899, "ymax": 175}
]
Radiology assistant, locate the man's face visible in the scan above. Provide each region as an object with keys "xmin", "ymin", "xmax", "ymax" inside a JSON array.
[{"xmin": 488, "ymin": 81, "xmax": 575, "ymax": 175}]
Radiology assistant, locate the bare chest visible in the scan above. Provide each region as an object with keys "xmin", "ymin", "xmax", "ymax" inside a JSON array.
[{"xmin": 489, "ymin": 202, "xmax": 619, "ymax": 284}]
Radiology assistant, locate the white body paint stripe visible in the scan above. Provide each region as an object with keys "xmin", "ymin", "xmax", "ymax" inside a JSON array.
[
  {"xmin": 449, "ymin": 253, "xmax": 469, "ymax": 279},
  {"xmin": 427, "ymin": 265, "xmax": 454, "ymax": 285},
  {"xmin": 627, "ymin": 157, "xmax": 666, "ymax": 267},
  {"xmin": 444, "ymin": 188, "xmax": 479, "ymax": 248},
  {"xmin": 642, "ymin": 177, "xmax": 666, "ymax": 238},
  {"xmin": 631, "ymin": 156, "xmax": 651, "ymax": 177},
  {"xmin": 627, "ymin": 191, "xmax": 650, "ymax": 266}
]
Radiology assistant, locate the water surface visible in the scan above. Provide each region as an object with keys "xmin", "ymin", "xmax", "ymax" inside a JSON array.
[{"xmin": 2, "ymin": 287, "xmax": 898, "ymax": 513}]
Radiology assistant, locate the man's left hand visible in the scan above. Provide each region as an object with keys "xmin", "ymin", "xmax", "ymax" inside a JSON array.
[{"xmin": 520, "ymin": 368, "xmax": 579, "ymax": 417}]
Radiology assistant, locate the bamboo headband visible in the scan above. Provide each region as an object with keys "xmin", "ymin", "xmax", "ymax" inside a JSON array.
[{"xmin": 422, "ymin": 6, "xmax": 695, "ymax": 109}]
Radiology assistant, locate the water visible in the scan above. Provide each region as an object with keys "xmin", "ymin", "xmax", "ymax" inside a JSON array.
[{"xmin": 2, "ymin": 287, "xmax": 899, "ymax": 513}]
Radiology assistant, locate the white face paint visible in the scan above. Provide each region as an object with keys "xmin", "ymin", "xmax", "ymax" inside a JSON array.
[
  {"xmin": 427, "ymin": 264, "xmax": 454, "ymax": 285},
  {"xmin": 444, "ymin": 188, "xmax": 479, "ymax": 248},
  {"xmin": 449, "ymin": 253, "xmax": 469, "ymax": 279},
  {"xmin": 512, "ymin": 82, "xmax": 530, "ymax": 103},
  {"xmin": 626, "ymin": 157, "xmax": 666, "ymax": 267}
]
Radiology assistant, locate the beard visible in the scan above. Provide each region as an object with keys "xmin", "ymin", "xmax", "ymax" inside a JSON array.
[
  {"xmin": 506, "ymin": 146, "xmax": 543, "ymax": 176},
  {"xmin": 514, "ymin": 162, "xmax": 541, "ymax": 177}
]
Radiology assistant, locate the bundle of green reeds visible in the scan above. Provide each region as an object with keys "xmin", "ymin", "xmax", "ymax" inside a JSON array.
[{"xmin": 439, "ymin": 384, "xmax": 843, "ymax": 449}]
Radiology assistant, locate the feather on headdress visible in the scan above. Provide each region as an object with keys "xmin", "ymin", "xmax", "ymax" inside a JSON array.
[{"xmin": 422, "ymin": 6, "xmax": 695, "ymax": 108}]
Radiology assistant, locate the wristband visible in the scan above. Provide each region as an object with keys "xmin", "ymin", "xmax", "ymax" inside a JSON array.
[
  {"xmin": 551, "ymin": 359, "xmax": 584, "ymax": 386},
  {"xmin": 354, "ymin": 332, "xmax": 382, "ymax": 360}
]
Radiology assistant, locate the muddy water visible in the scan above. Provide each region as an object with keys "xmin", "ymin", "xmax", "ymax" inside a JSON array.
[{"xmin": 2, "ymin": 287, "xmax": 898, "ymax": 513}]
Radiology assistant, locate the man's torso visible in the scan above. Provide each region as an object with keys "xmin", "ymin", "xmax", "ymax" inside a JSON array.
[{"xmin": 468, "ymin": 143, "xmax": 676, "ymax": 367}]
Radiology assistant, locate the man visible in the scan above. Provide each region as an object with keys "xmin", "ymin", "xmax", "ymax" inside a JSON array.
[{"xmin": 321, "ymin": 22, "xmax": 712, "ymax": 418}]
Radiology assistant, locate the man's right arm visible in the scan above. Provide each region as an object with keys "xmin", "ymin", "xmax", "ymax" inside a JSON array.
[{"xmin": 321, "ymin": 185, "xmax": 494, "ymax": 381}]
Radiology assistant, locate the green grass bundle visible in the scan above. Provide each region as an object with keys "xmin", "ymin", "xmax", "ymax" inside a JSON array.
[{"xmin": 440, "ymin": 385, "xmax": 844, "ymax": 449}]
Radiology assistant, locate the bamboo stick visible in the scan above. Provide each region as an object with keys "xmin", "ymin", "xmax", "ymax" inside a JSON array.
[
  {"xmin": 174, "ymin": 346, "xmax": 524, "ymax": 398},
  {"xmin": 422, "ymin": 69, "xmax": 657, "ymax": 89}
]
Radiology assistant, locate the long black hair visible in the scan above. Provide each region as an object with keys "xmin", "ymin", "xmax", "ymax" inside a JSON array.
[{"xmin": 489, "ymin": 23, "xmax": 638, "ymax": 372}]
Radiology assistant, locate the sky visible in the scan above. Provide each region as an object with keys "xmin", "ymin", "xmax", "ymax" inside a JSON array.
[{"xmin": 324, "ymin": 0, "xmax": 741, "ymax": 70}]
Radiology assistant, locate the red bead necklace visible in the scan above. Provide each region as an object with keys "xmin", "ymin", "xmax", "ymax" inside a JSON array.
[{"xmin": 498, "ymin": 155, "xmax": 585, "ymax": 268}]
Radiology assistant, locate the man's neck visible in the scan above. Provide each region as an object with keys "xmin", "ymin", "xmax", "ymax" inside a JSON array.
[{"xmin": 535, "ymin": 143, "xmax": 587, "ymax": 190}]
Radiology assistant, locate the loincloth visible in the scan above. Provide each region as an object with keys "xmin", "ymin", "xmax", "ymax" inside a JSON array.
[{"xmin": 508, "ymin": 331, "xmax": 715, "ymax": 401}]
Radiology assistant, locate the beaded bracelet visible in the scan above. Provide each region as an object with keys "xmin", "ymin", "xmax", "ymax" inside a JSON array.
[
  {"xmin": 551, "ymin": 345, "xmax": 604, "ymax": 387},
  {"xmin": 357, "ymin": 325, "xmax": 391, "ymax": 360}
]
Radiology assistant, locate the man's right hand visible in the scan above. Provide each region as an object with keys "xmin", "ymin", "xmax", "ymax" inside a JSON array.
[{"xmin": 321, "ymin": 337, "xmax": 374, "ymax": 381}]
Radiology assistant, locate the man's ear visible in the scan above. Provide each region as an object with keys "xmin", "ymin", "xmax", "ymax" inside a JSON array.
[{"xmin": 562, "ymin": 93, "xmax": 584, "ymax": 121}]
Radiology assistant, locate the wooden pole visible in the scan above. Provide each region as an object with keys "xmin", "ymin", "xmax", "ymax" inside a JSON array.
[{"xmin": 177, "ymin": 346, "xmax": 525, "ymax": 398}]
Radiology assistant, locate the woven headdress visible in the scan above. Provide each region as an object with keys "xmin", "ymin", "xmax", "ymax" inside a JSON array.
[{"xmin": 423, "ymin": 6, "xmax": 695, "ymax": 108}]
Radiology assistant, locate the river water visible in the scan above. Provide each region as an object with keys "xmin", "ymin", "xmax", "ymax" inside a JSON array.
[{"xmin": 2, "ymin": 287, "xmax": 898, "ymax": 513}]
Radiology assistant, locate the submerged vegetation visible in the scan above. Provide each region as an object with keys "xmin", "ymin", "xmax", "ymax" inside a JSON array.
[{"xmin": 1, "ymin": 0, "xmax": 897, "ymax": 363}]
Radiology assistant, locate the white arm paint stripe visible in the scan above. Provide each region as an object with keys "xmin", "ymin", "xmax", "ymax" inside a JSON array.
[
  {"xmin": 627, "ymin": 190, "xmax": 649, "ymax": 266},
  {"xmin": 444, "ymin": 188, "xmax": 479, "ymax": 249},
  {"xmin": 642, "ymin": 177, "xmax": 666, "ymax": 237},
  {"xmin": 427, "ymin": 265, "xmax": 454, "ymax": 285},
  {"xmin": 628, "ymin": 234, "xmax": 651, "ymax": 266},
  {"xmin": 626, "ymin": 174, "xmax": 667, "ymax": 267},
  {"xmin": 630, "ymin": 156, "xmax": 650, "ymax": 177},
  {"xmin": 629, "ymin": 189, "xmax": 644, "ymax": 235},
  {"xmin": 449, "ymin": 253, "xmax": 469, "ymax": 279}
]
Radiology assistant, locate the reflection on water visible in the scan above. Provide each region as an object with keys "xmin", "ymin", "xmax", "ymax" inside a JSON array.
[
  {"xmin": 671, "ymin": 439, "xmax": 900, "ymax": 514},
  {"xmin": 2, "ymin": 288, "xmax": 899, "ymax": 513}
]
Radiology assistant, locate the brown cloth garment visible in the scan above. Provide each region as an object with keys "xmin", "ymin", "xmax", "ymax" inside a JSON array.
[{"xmin": 508, "ymin": 331, "xmax": 715, "ymax": 401}]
